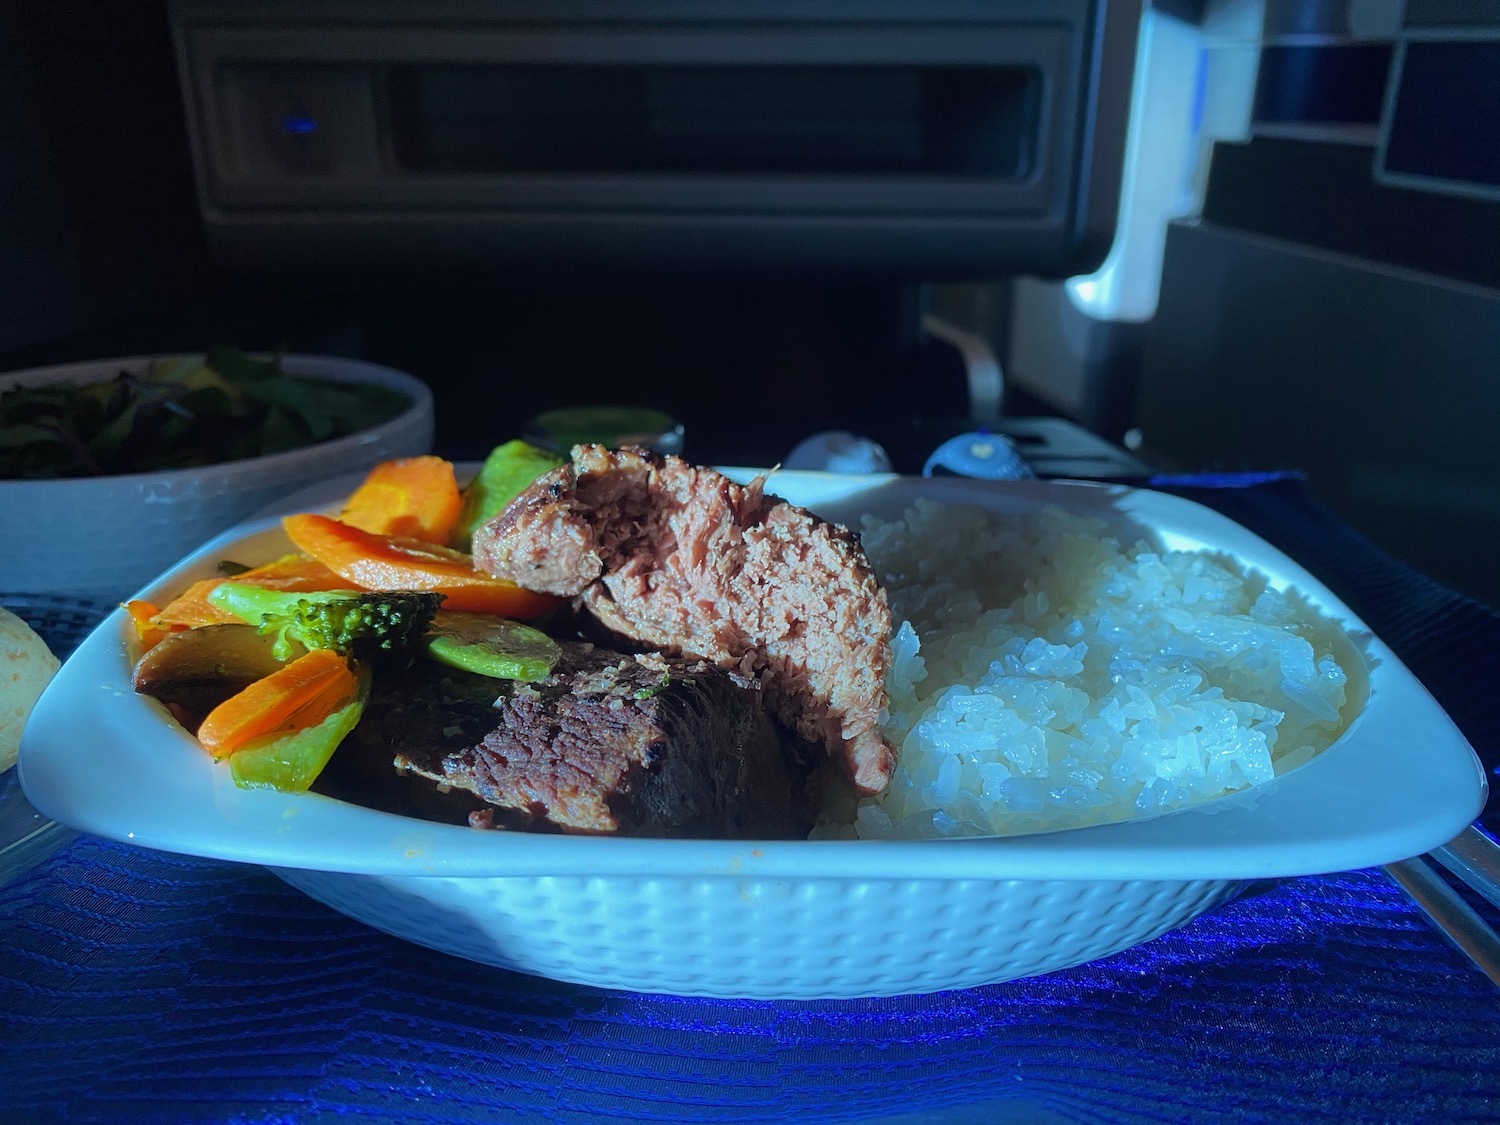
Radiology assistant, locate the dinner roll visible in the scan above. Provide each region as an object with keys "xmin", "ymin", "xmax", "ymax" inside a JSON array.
[{"xmin": 0, "ymin": 607, "xmax": 60, "ymax": 773}]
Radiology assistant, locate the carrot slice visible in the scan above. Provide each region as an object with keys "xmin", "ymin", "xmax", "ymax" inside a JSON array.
[
  {"xmin": 236, "ymin": 553, "xmax": 355, "ymax": 590},
  {"xmin": 152, "ymin": 580, "xmax": 242, "ymax": 628},
  {"xmin": 124, "ymin": 599, "xmax": 178, "ymax": 652},
  {"xmin": 197, "ymin": 648, "xmax": 358, "ymax": 760},
  {"xmin": 153, "ymin": 554, "xmax": 355, "ymax": 628},
  {"xmin": 339, "ymin": 456, "xmax": 462, "ymax": 544},
  {"xmin": 282, "ymin": 512, "xmax": 559, "ymax": 618}
]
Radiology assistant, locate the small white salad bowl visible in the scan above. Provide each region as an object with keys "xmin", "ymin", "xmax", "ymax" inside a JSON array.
[
  {"xmin": 0, "ymin": 354, "xmax": 432, "ymax": 603},
  {"xmin": 18, "ymin": 472, "xmax": 1487, "ymax": 999}
]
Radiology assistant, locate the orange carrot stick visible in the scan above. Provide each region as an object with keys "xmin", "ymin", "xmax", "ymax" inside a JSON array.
[
  {"xmin": 124, "ymin": 599, "xmax": 178, "ymax": 652},
  {"xmin": 282, "ymin": 513, "xmax": 559, "ymax": 618},
  {"xmin": 153, "ymin": 554, "xmax": 355, "ymax": 628},
  {"xmin": 197, "ymin": 648, "xmax": 358, "ymax": 759},
  {"xmin": 339, "ymin": 456, "xmax": 462, "ymax": 544}
]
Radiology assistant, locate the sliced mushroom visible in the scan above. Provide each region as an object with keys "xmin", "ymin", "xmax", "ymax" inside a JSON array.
[{"xmin": 132, "ymin": 623, "xmax": 301, "ymax": 724}]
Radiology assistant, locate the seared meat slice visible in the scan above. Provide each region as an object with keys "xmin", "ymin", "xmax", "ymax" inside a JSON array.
[
  {"xmin": 392, "ymin": 641, "xmax": 804, "ymax": 839},
  {"xmin": 472, "ymin": 445, "xmax": 895, "ymax": 794}
]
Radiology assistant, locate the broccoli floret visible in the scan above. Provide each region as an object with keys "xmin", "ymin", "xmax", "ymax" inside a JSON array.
[{"xmin": 208, "ymin": 582, "xmax": 444, "ymax": 663}]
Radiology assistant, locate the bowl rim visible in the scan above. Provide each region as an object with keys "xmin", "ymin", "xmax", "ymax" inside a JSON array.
[
  {"xmin": 16, "ymin": 472, "xmax": 1489, "ymax": 884},
  {"xmin": 0, "ymin": 353, "xmax": 432, "ymax": 489}
]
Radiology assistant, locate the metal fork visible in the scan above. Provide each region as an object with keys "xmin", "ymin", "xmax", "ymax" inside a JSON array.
[{"xmin": 1385, "ymin": 825, "xmax": 1500, "ymax": 987}]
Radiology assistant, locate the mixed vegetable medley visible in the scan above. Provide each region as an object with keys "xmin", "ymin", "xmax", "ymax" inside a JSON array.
[{"xmin": 127, "ymin": 441, "xmax": 567, "ymax": 792}]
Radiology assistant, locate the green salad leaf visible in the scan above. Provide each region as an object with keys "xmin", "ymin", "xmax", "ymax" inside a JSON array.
[{"xmin": 0, "ymin": 347, "xmax": 412, "ymax": 480}]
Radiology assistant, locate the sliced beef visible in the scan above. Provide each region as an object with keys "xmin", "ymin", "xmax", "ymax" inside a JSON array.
[
  {"xmin": 313, "ymin": 659, "xmax": 505, "ymax": 827},
  {"xmin": 472, "ymin": 445, "xmax": 896, "ymax": 794},
  {"xmin": 389, "ymin": 641, "xmax": 804, "ymax": 839}
]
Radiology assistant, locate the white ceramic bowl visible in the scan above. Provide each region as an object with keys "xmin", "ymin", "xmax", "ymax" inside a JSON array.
[
  {"xmin": 16, "ymin": 473, "xmax": 1488, "ymax": 999},
  {"xmin": 0, "ymin": 354, "xmax": 433, "ymax": 604}
]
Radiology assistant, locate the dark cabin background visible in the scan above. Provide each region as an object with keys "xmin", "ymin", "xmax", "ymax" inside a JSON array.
[{"xmin": 0, "ymin": 1, "xmax": 979, "ymax": 468}]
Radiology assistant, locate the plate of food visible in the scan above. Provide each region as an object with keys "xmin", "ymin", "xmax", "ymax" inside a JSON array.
[{"xmin": 17, "ymin": 443, "xmax": 1487, "ymax": 998}]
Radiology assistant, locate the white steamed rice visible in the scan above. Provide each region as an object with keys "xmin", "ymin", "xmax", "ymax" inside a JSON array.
[{"xmin": 815, "ymin": 500, "xmax": 1357, "ymax": 840}]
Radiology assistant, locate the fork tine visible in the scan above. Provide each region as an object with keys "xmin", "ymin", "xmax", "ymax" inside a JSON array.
[
  {"xmin": 1386, "ymin": 855, "xmax": 1500, "ymax": 989},
  {"xmin": 1429, "ymin": 826, "xmax": 1500, "ymax": 913}
]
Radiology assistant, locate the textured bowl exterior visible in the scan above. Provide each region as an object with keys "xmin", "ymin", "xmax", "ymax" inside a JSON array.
[
  {"xmin": 0, "ymin": 355, "xmax": 432, "ymax": 602},
  {"xmin": 273, "ymin": 868, "xmax": 1241, "ymax": 999}
]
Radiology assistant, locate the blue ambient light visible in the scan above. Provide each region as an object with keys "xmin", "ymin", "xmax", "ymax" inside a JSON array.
[{"xmin": 282, "ymin": 113, "xmax": 318, "ymax": 136}]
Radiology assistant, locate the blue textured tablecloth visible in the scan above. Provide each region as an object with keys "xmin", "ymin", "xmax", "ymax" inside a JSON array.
[{"xmin": 3, "ymin": 476, "xmax": 1498, "ymax": 1125}]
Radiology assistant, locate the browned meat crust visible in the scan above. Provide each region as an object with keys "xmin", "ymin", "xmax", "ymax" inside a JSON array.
[
  {"xmin": 390, "ymin": 642, "xmax": 803, "ymax": 839},
  {"xmin": 472, "ymin": 445, "xmax": 896, "ymax": 794}
]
